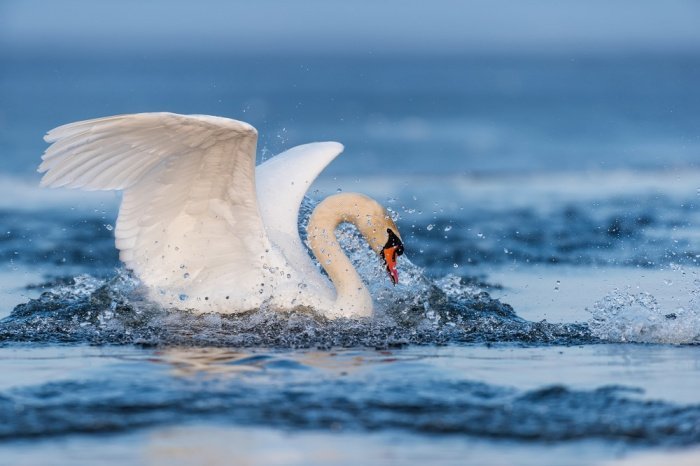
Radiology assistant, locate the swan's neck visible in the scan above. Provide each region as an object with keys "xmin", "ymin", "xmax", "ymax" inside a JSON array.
[{"xmin": 307, "ymin": 193, "xmax": 377, "ymax": 318}]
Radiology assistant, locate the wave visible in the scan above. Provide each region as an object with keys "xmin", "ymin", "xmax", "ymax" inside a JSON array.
[{"xmin": 1, "ymin": 361, "xmax": 698, "ymax": 445}]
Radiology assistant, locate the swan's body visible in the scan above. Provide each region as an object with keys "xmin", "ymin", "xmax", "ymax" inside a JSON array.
[{"xmin": 38, "ymin": 113, "xmax": 403, "ymax": 318}]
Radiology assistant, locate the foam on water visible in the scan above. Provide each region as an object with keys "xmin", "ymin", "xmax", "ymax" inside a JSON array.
[{"xmin": 588, "ymin": 285, "xmax": 700, "ymax": 345}]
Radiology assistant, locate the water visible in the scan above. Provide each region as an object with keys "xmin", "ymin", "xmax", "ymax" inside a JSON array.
[{"xmin": 1, "ymin": 52, "xmax": 700, "ymax": 464}]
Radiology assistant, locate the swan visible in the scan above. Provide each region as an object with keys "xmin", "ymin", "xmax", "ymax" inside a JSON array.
[{"xmin": 38, "ymin": 113, "xmax": 404, "ymax": 318}]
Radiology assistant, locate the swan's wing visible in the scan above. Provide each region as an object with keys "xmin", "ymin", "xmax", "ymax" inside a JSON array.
[
  {"xmin": 255, "ymin": 142, "xmax": 343, "ymax": 294},
  {"xmin": 39, "ymin": 113, "xmax": 271, "ymax": 307}
]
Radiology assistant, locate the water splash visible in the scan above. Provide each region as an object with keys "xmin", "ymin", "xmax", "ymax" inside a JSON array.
[
  {"xmin": 588, "ymin": 285, "xmax": 700, "ymax": 345},
  {"xmin": 0, "ymin": 266, "xmax": 593, "ymax": 348}
]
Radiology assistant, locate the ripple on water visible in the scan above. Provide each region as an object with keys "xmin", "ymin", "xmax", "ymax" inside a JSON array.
[{"xmin": 0, "ymin": 361, "xmax": 699, "ymax": 446}]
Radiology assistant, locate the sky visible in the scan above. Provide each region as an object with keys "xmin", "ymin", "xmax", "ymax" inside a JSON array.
[{"xmin": 2, "ymin": 0, "xmax": 700, "ymax": 56}]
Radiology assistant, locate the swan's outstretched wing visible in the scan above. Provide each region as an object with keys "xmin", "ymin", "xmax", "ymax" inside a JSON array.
[
  {"xmin": 39, "ymin": 113, "xmax": 271, "ymax": 308},
  {"xmin": 256, "ymin": 142, "xmax": 343, "ymax": 295}
]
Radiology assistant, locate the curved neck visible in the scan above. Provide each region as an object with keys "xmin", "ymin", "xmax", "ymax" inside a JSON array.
[{"xmin": 306, "ymin": 194, "xmax": 376, "ymax": 317}]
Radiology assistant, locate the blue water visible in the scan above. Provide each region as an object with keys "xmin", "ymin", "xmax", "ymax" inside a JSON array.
[
  {"xmin": 1, "ymin": 52, "xmax": 700, "ymax": 464},
  {"xmin": 3, "ymin": 53, "xmax": 700, "ymax": 176}
]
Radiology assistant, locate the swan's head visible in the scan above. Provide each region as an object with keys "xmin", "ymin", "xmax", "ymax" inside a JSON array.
[
  {"xmin": 308, "ymin": 192, "xmax": 405, "ymax": 285},
  {"xmin": 350, "ymin": 198, "xmax": 404, "ymax": 285}
]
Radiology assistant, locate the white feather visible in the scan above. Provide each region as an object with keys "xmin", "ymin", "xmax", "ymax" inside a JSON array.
[{"xmin": 38, "ymin": 112, "xmax": 343, "ymax": 312}]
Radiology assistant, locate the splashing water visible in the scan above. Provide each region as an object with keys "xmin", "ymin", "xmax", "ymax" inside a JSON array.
[
  {"xmin": 588, "ymin": 282, "xmax": 700, "ymax": 345},
  {"xmin": 0, "ymin": 265, "xmax": 594, "ymax": 347}
]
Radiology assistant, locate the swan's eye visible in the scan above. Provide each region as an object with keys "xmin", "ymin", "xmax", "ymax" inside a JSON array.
[{"xmin": 384, "ymin": 228, "xmax": 403, "ymax": 254}]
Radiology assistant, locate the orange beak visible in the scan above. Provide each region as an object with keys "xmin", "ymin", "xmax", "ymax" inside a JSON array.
[{"xmin": 383, "ymin": 245, "xmax": 400, "ymax": 285}]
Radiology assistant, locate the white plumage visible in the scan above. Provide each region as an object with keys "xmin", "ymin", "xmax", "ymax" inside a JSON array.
[{"xmin": 39, "ymin": 113, "xmax": 402, "ymax": 318}]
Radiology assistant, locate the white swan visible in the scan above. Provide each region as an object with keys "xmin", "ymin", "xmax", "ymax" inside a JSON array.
[{"xmin": 38, "ymin": 113, "xmax": 404, "ymax": 318}]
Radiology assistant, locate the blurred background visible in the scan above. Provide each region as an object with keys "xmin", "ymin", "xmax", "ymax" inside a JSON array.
[{"xmin": 2, "ymin": 0, "xmax": 699, "ymax": 179}]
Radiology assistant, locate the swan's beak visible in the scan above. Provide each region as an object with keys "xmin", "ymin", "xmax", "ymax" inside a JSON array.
[
  {"xmin": 383, "ymin": 246, "xmax": 400, "ymax": 284},
  {"xmin": 382, "ymin": 228, "xmax": 404, "ymax": 285}
]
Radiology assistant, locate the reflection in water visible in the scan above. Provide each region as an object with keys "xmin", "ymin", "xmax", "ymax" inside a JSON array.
[
  {"xmin": 153, "ymin": 348, "xmax": 266, "ymax": 377},
  {"xmin": 151, "ymin": 347, "xmax": 417, "ymax": 379}
]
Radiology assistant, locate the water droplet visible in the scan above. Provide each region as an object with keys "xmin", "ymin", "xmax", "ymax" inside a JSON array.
[
  {"xmin": 104, "ymin": 224, "xmax": 113, "ymax": 231},
  {"xmin": 426, "ymin": 224, "xmax": 434, "ymax": 231},
  {"xmin": 444, "ymin": 225, "xmax": 452, "ymax": 232},
  {"xmin": 183, "ymin": 272, "xmax": 190, "ymax": 279},
  {"xmin": 453, "ymin": 263, "xmax": 459, "ymax": 268},
  {"xmin": 477, "ymin": 233, "xmax": 485, "ymax": 239},
  {"xmin": 179, "ymin": 294, "xmax": 188, "ymax": 301}
]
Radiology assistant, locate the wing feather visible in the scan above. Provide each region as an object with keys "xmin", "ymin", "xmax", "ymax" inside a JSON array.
[
  {"xmin": 255, "ymin": 142, "xmax": 344, "ymax": 297},
  {"xmin": 40, "ymin": 112, "xmax": 272, "ymax": 309}
]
